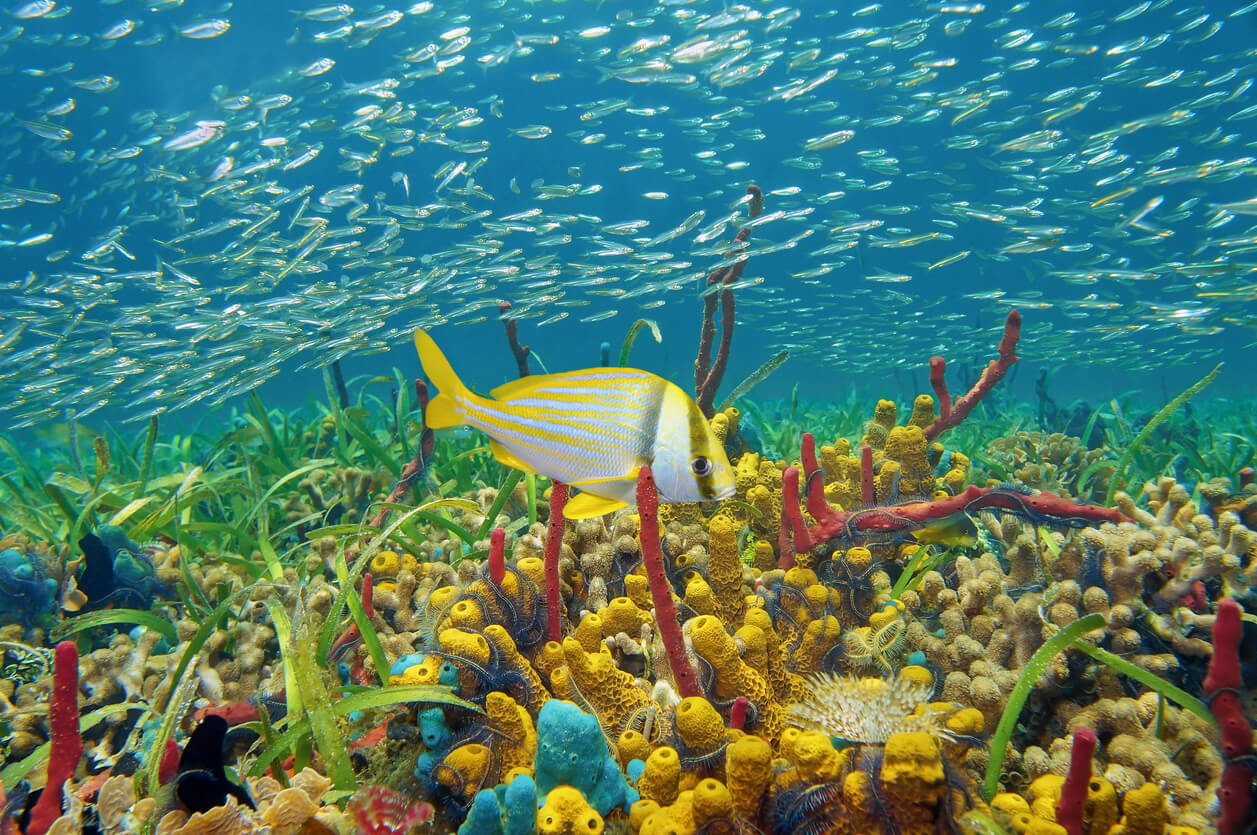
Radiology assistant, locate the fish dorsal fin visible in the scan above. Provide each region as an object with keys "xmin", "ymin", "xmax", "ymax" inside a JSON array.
[
  {"xmin": 564, "ymin": 492, "xmax": 630, "ymax": 520},
  {"xmin": 488, "ymin": 439, "xmax": 538, "ymax": 474}
]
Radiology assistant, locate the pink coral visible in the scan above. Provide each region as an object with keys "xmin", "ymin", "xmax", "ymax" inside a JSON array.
[{"xmin": 348, "ymin": 785, "xmax": 435, "ymax": 835}]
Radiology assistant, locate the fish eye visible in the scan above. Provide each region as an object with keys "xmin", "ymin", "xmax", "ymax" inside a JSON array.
[{"xmin": 690, "ymin": 456, "xmax": 712, "ymax": 477}]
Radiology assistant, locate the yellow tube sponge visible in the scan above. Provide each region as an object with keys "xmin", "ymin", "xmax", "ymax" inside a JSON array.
[
  {"xmin": 941, "ymin": 451, "xmax": 970, "ymax": 494},
  {"xmin": 1029, "ymin": 774, "xmax": 1063, "ymax": 823},
  {"xmin": 438, "ymin": 627, "xmax": 493, "ymax": 695},
  {"xmin": 600, "ymin": 597, "xmax": 651, "ymax": 638},
  {"xmin": 741, "ymin": 608, "xmax": 795, "ymax": 701},
  {"xmin": 624, "ymin": 573, "xmax": 652, "ymax": 610},
  {"xmin": 884, "ymin": 424, "xmax": 933, "ymax": 497},
  {"xmin": 1086, "ymin": 775, "xmax": 1118, "ymax": 835},
  {"xmin": 437, "ymin": 743, "xmax": 492, "ymax": 802},
  {"xmin": 682, "ymin": 574, "xmax": 718, "ymax": 618},
  {"xmin": 791, "ymin": 730, "xmax": 842, "ymax": 783},
  {"xmin": 690, "ymin": 778, "xmax": 733, "ymax": 829},
  {"xmin": 726, "ymin": 735, "xmax": 772, "ymax": 822},
  {"xmin": 639, "ymin": 791, "xmax": 695, "ymax": 835},
  {"xmin": 688, "ymin": 615, "xmax": 782, "ymax": 740},
  {"xmin": 574, "ymin": 612, "xmax": 604, "ymax": 653},
  {"xmin": 534, "ymin": 640, "xmax": 566, "ymax": 682},
  {"xmin": 537, "ymin": 786, "xmax": 604, "ymax": 835},
  {"xmin": 705, "ymin": 511, "xmax": 747, "ymax": 626},
  {"xmin": 617, "ymin": 729, "xmax": 651, "ymax": 768},
  {"xmin": 486, "ymin": 691, "xmax": 536, "ymax": 776},
  {"xmin": 426, "ymin": 584, "xmax": 460, "ymax": 617},
  {"xmin": 674, "ymin": 697, "xmax": 727, "ymax": 757},
  {"xmin": 637, "ymin": 746, "xmax": 681, "ymax": 805},
  {"xmin": 990, "ymin": 793, "xmax": 1031, "ymax": 818},
  {"xmin": 630, "ymin": 799, "xmax": 660, "ymax": 833},
  {"xmin": 881, "ymin": 732, "xmax": 946, "ymax": 833},
  {"xmin": 734, "ymin": 453, "xmax": 761, "ymax": 494},
  {"xmin": 369, "ymin": 549, "xmax": 401, "ymax": 577},
  {"xmin": 844, "ymin": 769, "xmax": 879, "ymax": 835},
  {"xmin": 1109, "ymin": 783, "xmax": 1167, "ymax": 835},
  {"xmin": 864, "ymin": 399, "xmax": 898, "ymax": 448},
  {"xmin": 792, "ymin": 615, "xmax": 841, "ymax": 675},
  {"xmin": 558, "ymin": 637, "xmax": 654, "ymax": 738},
  {"xmin": 388, "ymin": 654, "xmax": 441, "ymax": 687},
  {"xmin": 442, "ymin": 597, "xmax": 488, "ymax": 632},
  {"xmin": 482, "ymin": 624, "xmax": 549, "ymax": 716},
  {"xmin": 908, "ymin": 394, "xmax": 935, "ymax": 429},
  {"xmin": 516, "ymin": 556, "xmax": 547, "ymax": 593}
]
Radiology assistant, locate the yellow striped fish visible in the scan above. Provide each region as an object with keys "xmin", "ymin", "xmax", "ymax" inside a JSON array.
[{"xmin": 414, "ymin": 329, "xmax": 734, "ymax": 519}]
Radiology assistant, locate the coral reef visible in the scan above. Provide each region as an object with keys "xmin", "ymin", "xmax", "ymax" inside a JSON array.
[{"xmin": 1, "ymin": 300, "xmax": 1253, "ymax": 835}]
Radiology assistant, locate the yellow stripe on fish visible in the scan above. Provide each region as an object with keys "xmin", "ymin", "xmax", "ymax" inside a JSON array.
[{"xmin": 413, "ymin": 329, "xmax": 734, "ymax": 519}]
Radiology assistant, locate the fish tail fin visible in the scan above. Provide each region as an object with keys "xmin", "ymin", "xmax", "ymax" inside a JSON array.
[{"xmin": 413, "ymin": 328, "xmax": 467, "ymax": 429}]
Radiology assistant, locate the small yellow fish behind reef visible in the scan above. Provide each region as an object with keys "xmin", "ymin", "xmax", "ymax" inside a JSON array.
[
  {"xmin": 910, "ymin": 512, "xmax": 979, "ymax": 548},
  {"xmin": 414, "ymin": 329, "xmax": 735, "ymax": 519}
]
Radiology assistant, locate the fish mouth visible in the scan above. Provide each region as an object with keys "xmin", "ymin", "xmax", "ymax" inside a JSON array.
[{"xmin": 713, "ymin": 484, "xmax": 736, "ymax": 501}]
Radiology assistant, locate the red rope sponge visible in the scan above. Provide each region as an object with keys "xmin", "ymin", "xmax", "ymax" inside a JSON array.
[
  {"xmin": 27, "ymin": 641, "xmax": 83, "ymax": 835},
  {"xmin": 637, "ymin": 466, "xmax": 702, "ymax": 698}
]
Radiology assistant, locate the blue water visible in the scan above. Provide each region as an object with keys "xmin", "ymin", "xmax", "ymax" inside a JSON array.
[{"xmin": 2, "ymin": 0, "xmax": 1256, "ymax": 431}]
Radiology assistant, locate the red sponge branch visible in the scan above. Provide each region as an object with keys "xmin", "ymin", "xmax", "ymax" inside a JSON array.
[
  {"xmin": 488, "ymin": 527, "xmax": 506, "ymax": 587},
  {"xmin": 923, "ymin": 309, "xmax": 1021, "ymax": 441},
  {"xmin": 499, "ymin": 300, "xmax": 531, "ymax": 378},
  {"xmin": 694, "ymin": 184, "xmax": 764, "ymax": 417},
  {"xmin": 27, "ymin": 641, "xmax": 82, "ymax": 835},
  {"xmin": 637, "ymin": 467, "xmax": 702, "ymax": 698},
  {"xmin": 800, "ymin": 433, "xmax": 842, "ymax": 530},
  {"xmin": 1056, "ymin": 726, "xmax": 1096, "ymax": 835},
  {"xmin": 545, "ymin": 482, "xmax": 569, "ymax": 643},
  {"xmin": 1203, "ymin": 597, "xmax": 1254, "ymax": 835}
]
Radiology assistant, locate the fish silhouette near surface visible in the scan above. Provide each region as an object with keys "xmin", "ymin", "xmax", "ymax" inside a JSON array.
[{"xmin": 414, "ymin": 329, "xmax": 735, "ymax": 519}]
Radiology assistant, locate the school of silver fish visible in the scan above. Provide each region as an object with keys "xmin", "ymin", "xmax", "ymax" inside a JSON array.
[{"xmin": 1, "ymin": 0, "xmax": 1256, "ymax": 429}]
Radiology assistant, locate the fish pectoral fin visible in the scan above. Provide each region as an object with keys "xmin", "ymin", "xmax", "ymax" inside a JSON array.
[
  {"xmin": 563, "ymin": 492, "xmax": 630, "ymax": 519},
  {"xmin": 488, "ymin": 440, "xmax": 538, "ymax": 474},
  {"xmin": 568, "ymin": 470, "xmax": 640, "ymax": 486}
]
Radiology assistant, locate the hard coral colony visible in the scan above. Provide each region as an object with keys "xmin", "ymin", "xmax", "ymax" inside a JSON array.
[{"xmin": 1, "ymin": 206, "xmax": 1255, "ymax": 835}]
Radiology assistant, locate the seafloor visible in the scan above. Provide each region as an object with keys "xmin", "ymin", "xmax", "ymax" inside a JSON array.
[{"xmin": 0, "ymin": 310, "xmax": 1254, "ymax": 835}]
